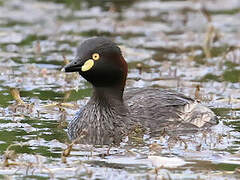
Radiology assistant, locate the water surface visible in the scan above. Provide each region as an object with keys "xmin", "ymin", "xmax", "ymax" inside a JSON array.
[{"xmin": 0, "ymin": 0, "xmax": 240, "ymax": 179}]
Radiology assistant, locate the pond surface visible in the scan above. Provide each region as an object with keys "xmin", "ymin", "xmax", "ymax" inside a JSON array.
[{"xmin": 0, "ymin": 0, "xmax": 240, "ymax": 179}]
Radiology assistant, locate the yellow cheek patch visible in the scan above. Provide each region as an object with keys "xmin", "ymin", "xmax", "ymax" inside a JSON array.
[
  {"xmin": 81, "ymin": 59, "xmax": 94, "ymax": 72},
  {"xmin": 92, "ymin": 53, "xmax": 100, "ymax": 60}
]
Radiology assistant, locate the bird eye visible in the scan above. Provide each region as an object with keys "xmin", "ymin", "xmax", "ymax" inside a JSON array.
[{"xmin": 92, "ymin": 53, "xmax": 100, "ymax": 61}]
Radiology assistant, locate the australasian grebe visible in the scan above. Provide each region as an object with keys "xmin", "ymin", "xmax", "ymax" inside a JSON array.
[{"xmin": 63, "ymin": 37, "xmax": 217, "ymax": 145}]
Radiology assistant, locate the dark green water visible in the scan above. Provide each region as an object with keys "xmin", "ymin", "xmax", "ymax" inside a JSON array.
[{"xmin": 0, "ymin": 0, "xmax": 240, "ymax": 179}]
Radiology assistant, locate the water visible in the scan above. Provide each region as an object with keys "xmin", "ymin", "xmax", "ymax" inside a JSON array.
[{"xmin": 0, "ymin": 0, "xmax": 240, "ymax": 179}]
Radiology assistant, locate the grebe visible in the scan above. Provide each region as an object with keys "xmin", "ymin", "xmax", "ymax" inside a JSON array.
[{"xmin": 63, "ymin": 37, "xmax": 216, "ymax": 145}]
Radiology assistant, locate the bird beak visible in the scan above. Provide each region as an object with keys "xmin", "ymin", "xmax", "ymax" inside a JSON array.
[{"xmin": 62, "ymin": 58, "xmax": 82, "ymax": 72}]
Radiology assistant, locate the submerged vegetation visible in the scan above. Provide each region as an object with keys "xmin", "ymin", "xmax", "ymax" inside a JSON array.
[{"xmin": 0, "ymin": 0, "xmax": 240, "ymax": 179}]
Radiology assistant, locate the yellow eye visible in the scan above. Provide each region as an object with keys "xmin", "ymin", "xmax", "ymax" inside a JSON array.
[{"xmin": 92, "ymin": 53, "xmax": 100, "ymax": 61}]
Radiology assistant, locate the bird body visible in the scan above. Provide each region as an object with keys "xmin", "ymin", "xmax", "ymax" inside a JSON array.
[{"xmin": 63, "ymin": 37, "xmax": 216, "ymax": 145}]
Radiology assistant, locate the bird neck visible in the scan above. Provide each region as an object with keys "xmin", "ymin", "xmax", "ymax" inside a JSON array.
[
  {"xmin": 88, "ymin": 86, "xmax": 129, "ymax": 118},
  {"xmin": 92, "ymin": 86, "xmax": 124, "ymax": 105}
]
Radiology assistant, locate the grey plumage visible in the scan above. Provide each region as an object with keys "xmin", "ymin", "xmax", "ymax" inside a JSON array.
[
  {"xmin": 68, "ymin": 87, "xmax": 134, "ymax": 144},
  {"xmin": 68, "ymin": 87, "xmax": 217, "ymax": 144}
]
